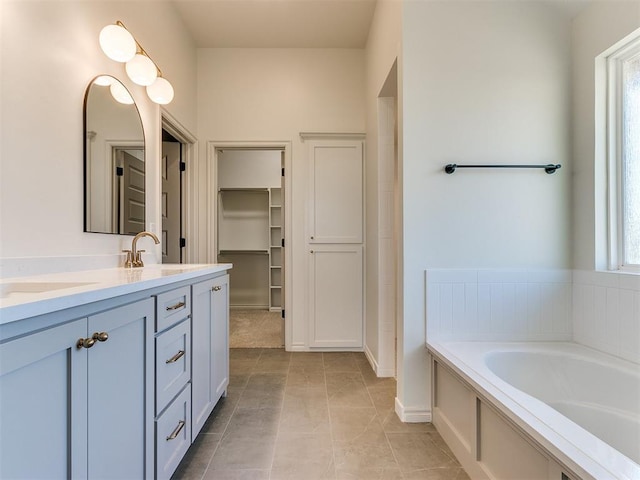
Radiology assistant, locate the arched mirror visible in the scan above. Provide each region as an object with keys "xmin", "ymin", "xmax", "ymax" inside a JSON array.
[{"xmin": 84, "ymin": 75, "xmax": 145, "ymax": 234}]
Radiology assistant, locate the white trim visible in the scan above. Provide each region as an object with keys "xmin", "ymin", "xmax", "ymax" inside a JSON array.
[
  {"xmin": 364, "ymin": 344, "xmax": 396, "ymax": 377},
  {"xmin": 394, "ymin": 397, "xmax": 431, "ymax": 423},
  {"xmin": 160, "ymin": 110, "xmax": 198, "ymax": 264},
  {"xmin": 207, "ymin": 140, "xmax": 293, "ymax": 351},
  {"xmin": 299, "ymin": 132, "xmax": 365, "ymax": 141},
  {"xmin": 599, "ymin": 29, "xmax": 640, "ymax": 273}
]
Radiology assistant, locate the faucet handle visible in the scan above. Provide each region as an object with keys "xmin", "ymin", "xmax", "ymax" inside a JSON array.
[
  {"xmin": 122, "ymin": 250, "xmax": 133, "ymax": 268},
  {"xmin": 133, "ymin": 250, "xmax": 146, "ymax": 268}
]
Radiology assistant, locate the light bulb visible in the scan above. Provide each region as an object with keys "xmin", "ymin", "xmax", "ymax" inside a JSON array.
[
  {"xmin": 93, "ymin": 75, "xmax": 114, "ymax": 86},
  {"xmin": 146, "ymin": 77, "xmax": 174, "ymax": 104},
  {"xmin": 125, "ymin": 54, "xmax": 158, "ymax": 86},
  {"xmin": 99, "ymin": 24, "xmax": 136, "ymax": 63},
  {"xmin": 110, "ymin": 81, "xmax": 134, "ymax": 105}
]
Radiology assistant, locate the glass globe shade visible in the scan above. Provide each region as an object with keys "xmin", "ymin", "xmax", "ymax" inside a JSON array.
[
  {"xmin": 125, "ymin": 54, "xmax": 158, "ymax": 86},
  {"xmin": 110, "ymin": 81, "xmax": 134, "ymax": 105},
  {"xmin": 99, "ymin": 24, "xmax": 136, "ymax": 63},
  {"xmin": 93, "ymin": 75, "xmax": 114, "ymax": 86},
  {"xmin": 146, "ymin": 77, "xmax": 174, "ymax": 104}
]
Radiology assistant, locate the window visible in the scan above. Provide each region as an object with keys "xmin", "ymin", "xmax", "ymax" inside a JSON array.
[{"xmin": 605, "ymin": 33, "xmax": 640, "ymax": 271}]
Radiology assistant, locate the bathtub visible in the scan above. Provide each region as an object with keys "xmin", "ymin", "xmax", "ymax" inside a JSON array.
[{"xmin": 427, "ymin": 342, "xmax": 640, "ymax": 480}]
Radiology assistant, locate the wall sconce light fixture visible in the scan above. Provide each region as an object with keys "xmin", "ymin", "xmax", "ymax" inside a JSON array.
[{"xmin": 99, "ymin": 21, "xmax": 174, "ymax": 104}]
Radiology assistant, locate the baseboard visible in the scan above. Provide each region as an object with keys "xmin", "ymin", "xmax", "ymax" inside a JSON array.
[
  {"xmin": 395, "ymin": 397, "xmax": 432, "ymax": 423},
  {"xmin": 364, "ymin": 344, "xmax": 379, "ymax": 372}
]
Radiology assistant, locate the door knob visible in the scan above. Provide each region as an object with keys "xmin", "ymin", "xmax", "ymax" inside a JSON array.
[
  {"xmin": 92, "ymin": 331, "xmax": 109, "ymax": 342},
  {"xmin": 76, "ymin": 337, "xmax": 96, "ymax": 349}
]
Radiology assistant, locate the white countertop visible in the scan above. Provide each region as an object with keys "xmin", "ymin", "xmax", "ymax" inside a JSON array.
[{"xmin": 0, "ymin": 264, "xmax": 232, "ymax": 325}]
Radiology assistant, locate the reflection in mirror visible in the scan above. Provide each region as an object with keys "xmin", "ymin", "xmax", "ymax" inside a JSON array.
[{"xmin": 84, "ymin": 75, "xmax": 145, "ymax": 234}]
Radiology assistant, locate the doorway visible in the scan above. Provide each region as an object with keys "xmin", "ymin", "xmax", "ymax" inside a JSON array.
[
  {"xmin": 161, "ymin": 129, "xmax": 184, "ymax": 264},
  {"xmin": 214, "ymin": 147, "xmax": 286, "ymax": 348}
]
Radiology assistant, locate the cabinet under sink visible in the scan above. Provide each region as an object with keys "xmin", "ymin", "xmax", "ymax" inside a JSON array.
[{"xmin": 0, "ymin": 265, "xmax": 230, "ymax": 480}]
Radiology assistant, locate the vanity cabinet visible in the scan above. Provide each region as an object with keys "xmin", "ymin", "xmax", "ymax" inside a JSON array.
[
  {"xmin": 191, "ymin": 274, "xmax": 229, "ymax": 439},
  {"xmin": 0, "ymin": 266, "xmax": 230, "ymax": 480},
  {"xmin": 154, "ymin": 287, "xmax": 192, "ymax": 480},
  {"xmin": 0, "ymin": 298, "xmax": 154, "ymax": 479}
]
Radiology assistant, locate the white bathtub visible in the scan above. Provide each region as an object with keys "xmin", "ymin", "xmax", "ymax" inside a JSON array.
[{"xmin": 428, "ymin": 342, "xmax": 640, "ymax": 480}]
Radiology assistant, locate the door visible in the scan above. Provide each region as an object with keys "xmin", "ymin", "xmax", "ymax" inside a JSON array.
[
  {"xmin": 307, "ymin": 138, "xmax": 364, "ymax": 348},
  {"xmin": 191, "ymin": 275, "xmax": 229, "ymax": 439},
  {"xmin": 162, "ymin": 139, "xmax": 182, "ymax": 263},
  {"xmin": 309, "ymin": 245, "xmax": 363, "ymax": 347},
  {"xmin": 0, "ymin": 319, "xmax": 88, "ymax": 479},
  {"xmin": 308, "ymin": 141, "xmax": 363, "ymax": 244},
  {"xmin": 87, "ymin": 298, "xmax": 154, "ymax": 479},
  {"xmin": 118, "ymin": 149, "xmax": 145, "ymax": 235}
]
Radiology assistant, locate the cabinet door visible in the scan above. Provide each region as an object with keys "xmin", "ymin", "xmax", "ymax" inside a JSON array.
[
  {"xmin": 309, "ymin": 245, "xmax": 363, "ymax": 347},
  {"xmin": 308, "ymin": 141, "xmax": 363, "ymax": 244},
  {"xmin": 191, "ymin": 275, "xmax": 229, "ymax": 440},
  {"xmin": 211, "ymin": 275, "xmax": 229, "ymax": 400},
  {"xmin": 0, "ymin": 318, "xmax": 88, "ymax": 479},
  {"xmin": 87, "ymin": 298, "xmax": 154, "ymax": 479}
]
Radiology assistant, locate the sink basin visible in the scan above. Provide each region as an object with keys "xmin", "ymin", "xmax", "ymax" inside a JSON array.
[{"xmin": 0, "ymin": 282, "xmax": 97, "ymax": 299}]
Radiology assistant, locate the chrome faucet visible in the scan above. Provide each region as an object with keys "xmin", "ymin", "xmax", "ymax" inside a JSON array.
[{"xmin": 123, "ymin": 231, "xmax": 160, "ymax": 268}]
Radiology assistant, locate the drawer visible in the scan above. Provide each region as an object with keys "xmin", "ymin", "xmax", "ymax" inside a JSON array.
[
  {"xmin": 155, "ymin": 286, "xmax": 191, "ymax": 332},
  {"xmin": 156, "ymin": 386, "xmax": 191, "ymax": 480},
  {"xmin": 156, "ymin": 319, "xmax": 191, "ymax": 413}
]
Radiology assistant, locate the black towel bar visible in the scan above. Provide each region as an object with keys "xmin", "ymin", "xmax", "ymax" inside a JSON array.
[{"xmin": 444, "ymin": 164, "xmax": 561, "ymax": 174}]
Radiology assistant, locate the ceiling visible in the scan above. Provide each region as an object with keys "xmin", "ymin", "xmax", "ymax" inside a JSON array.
[
  {"xmin": 170, "ymin": 0, "xmax": 592, "ymax": 49},
  {"xmin": 170, "ymin": 0, "xmax": 378, "ymax": 48}
]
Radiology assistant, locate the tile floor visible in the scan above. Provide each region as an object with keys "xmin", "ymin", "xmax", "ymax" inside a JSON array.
[{"xmin": 172, "ymin": 349, "xmax": 469, "ymax": 480}]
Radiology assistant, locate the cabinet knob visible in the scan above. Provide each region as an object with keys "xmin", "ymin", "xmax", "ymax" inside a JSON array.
[
  {"xmin": 92, "ymin": 331, "xmax": 109, "ymax": 342},
  {"xmin": 212, "ymin": 285, "xmax": 222, "ymax": 292},
  {"xmin": 76, "ymin": 337, "xmax": 96, "ymax": 349}
]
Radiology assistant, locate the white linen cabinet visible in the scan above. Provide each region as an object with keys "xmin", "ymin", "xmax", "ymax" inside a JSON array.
[{"xmin": 306, "ymin": 137, "xmax": 364, "ymax": 348}]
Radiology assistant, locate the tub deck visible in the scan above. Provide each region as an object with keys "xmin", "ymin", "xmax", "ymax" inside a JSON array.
[{"xmin": 427, "ymin": 341, "xmax": 640, "ymax": 480}]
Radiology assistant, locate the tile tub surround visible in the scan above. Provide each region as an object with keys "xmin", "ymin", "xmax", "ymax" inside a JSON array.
[
  {"xmin": 572, "ymin": 270, "xmax": 640, "ymax": 364},
  {"xmin": 0, "ymin": 263, "xmax": 231, "ymax": 325},
  {"xmin": 172, "ymin": 349, "xmax": 470, "ymax": 480},
  {"xmin": 425, "ymin": 269, "xmax": 573, "ymax": 342}
]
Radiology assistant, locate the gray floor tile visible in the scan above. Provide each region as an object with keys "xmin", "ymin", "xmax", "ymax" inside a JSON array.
[
  {"xmin": 172, "ymin": 433, "xmax": 221, "ymax": 479},
  {"xmin": 280, "ymin": 386, "xmax": 330, "ymax": 433},
  {"xmin": 270, "ymin": 432, "xmax": 335, "ymax": 480},
  {"xmin": 323, "ymin": 352, "xmax": 360, "ymax": 372},
  {"xmin": 202, "ymin": 469, "xmax": 270, "ymax": 480},
  {"xmin": 179, "ymin": 348, "xmax": 468, "ymax": 480},
  {"xmin": 387, "ymin": 433, "xmax": 459, "ymax": 472},
  {"xmin": 287, "ymin": 365, "xmax": 326, "ymax": 387},
  {"xmin": 209, "ymin": 435, "xmax": 276, "ymax": 470}
]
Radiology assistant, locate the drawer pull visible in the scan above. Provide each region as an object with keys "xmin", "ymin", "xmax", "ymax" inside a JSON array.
[
  {"xmin": 166, "ymin": 420, "xmax": 185, "ymax": 441},
  {"xmin": 166, "ymin": 301, "xmax": 186, "ymax": 311},
  {"xmin": 166, "ymin": 350, "xmax": 185, "ymax": 364},
  {"xmin": 211, "ymin": 285, "xmax": 222, "ymax": 292}
]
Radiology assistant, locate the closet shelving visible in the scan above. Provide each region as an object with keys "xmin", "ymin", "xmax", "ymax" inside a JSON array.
[
  {"xmin": 216, "ymin": 148, "xmax": 284, "ymax": 312},
  {"xmin": 217, "ymin": 188, "xmax": 270, "ymax": 308},
  {"xmin": 217, "ymin": 187, "xmax": 282, "ymax": 311},
  {"xmin": 269, "ymin": 187, "xmax": 282, "ymax": 312}
]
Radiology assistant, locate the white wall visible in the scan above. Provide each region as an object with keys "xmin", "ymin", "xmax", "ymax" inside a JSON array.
[
  {"xmin": 571, "ymin": 1, "xmax": 640, "ymax": 270},
  {"xmin": 401, "ymin": 1, "xmax": 572, "ymax": 419},
  {"xmin": 364, "ymin": 0, "xmax": 403, "ymax": 377},
  {"xmin": 196, "ymin": 48, "xmax": 366, "ymax": 348},
  {"xmin": 0, "ymin": 1, "xmax": 197, "ymax": 277}
]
